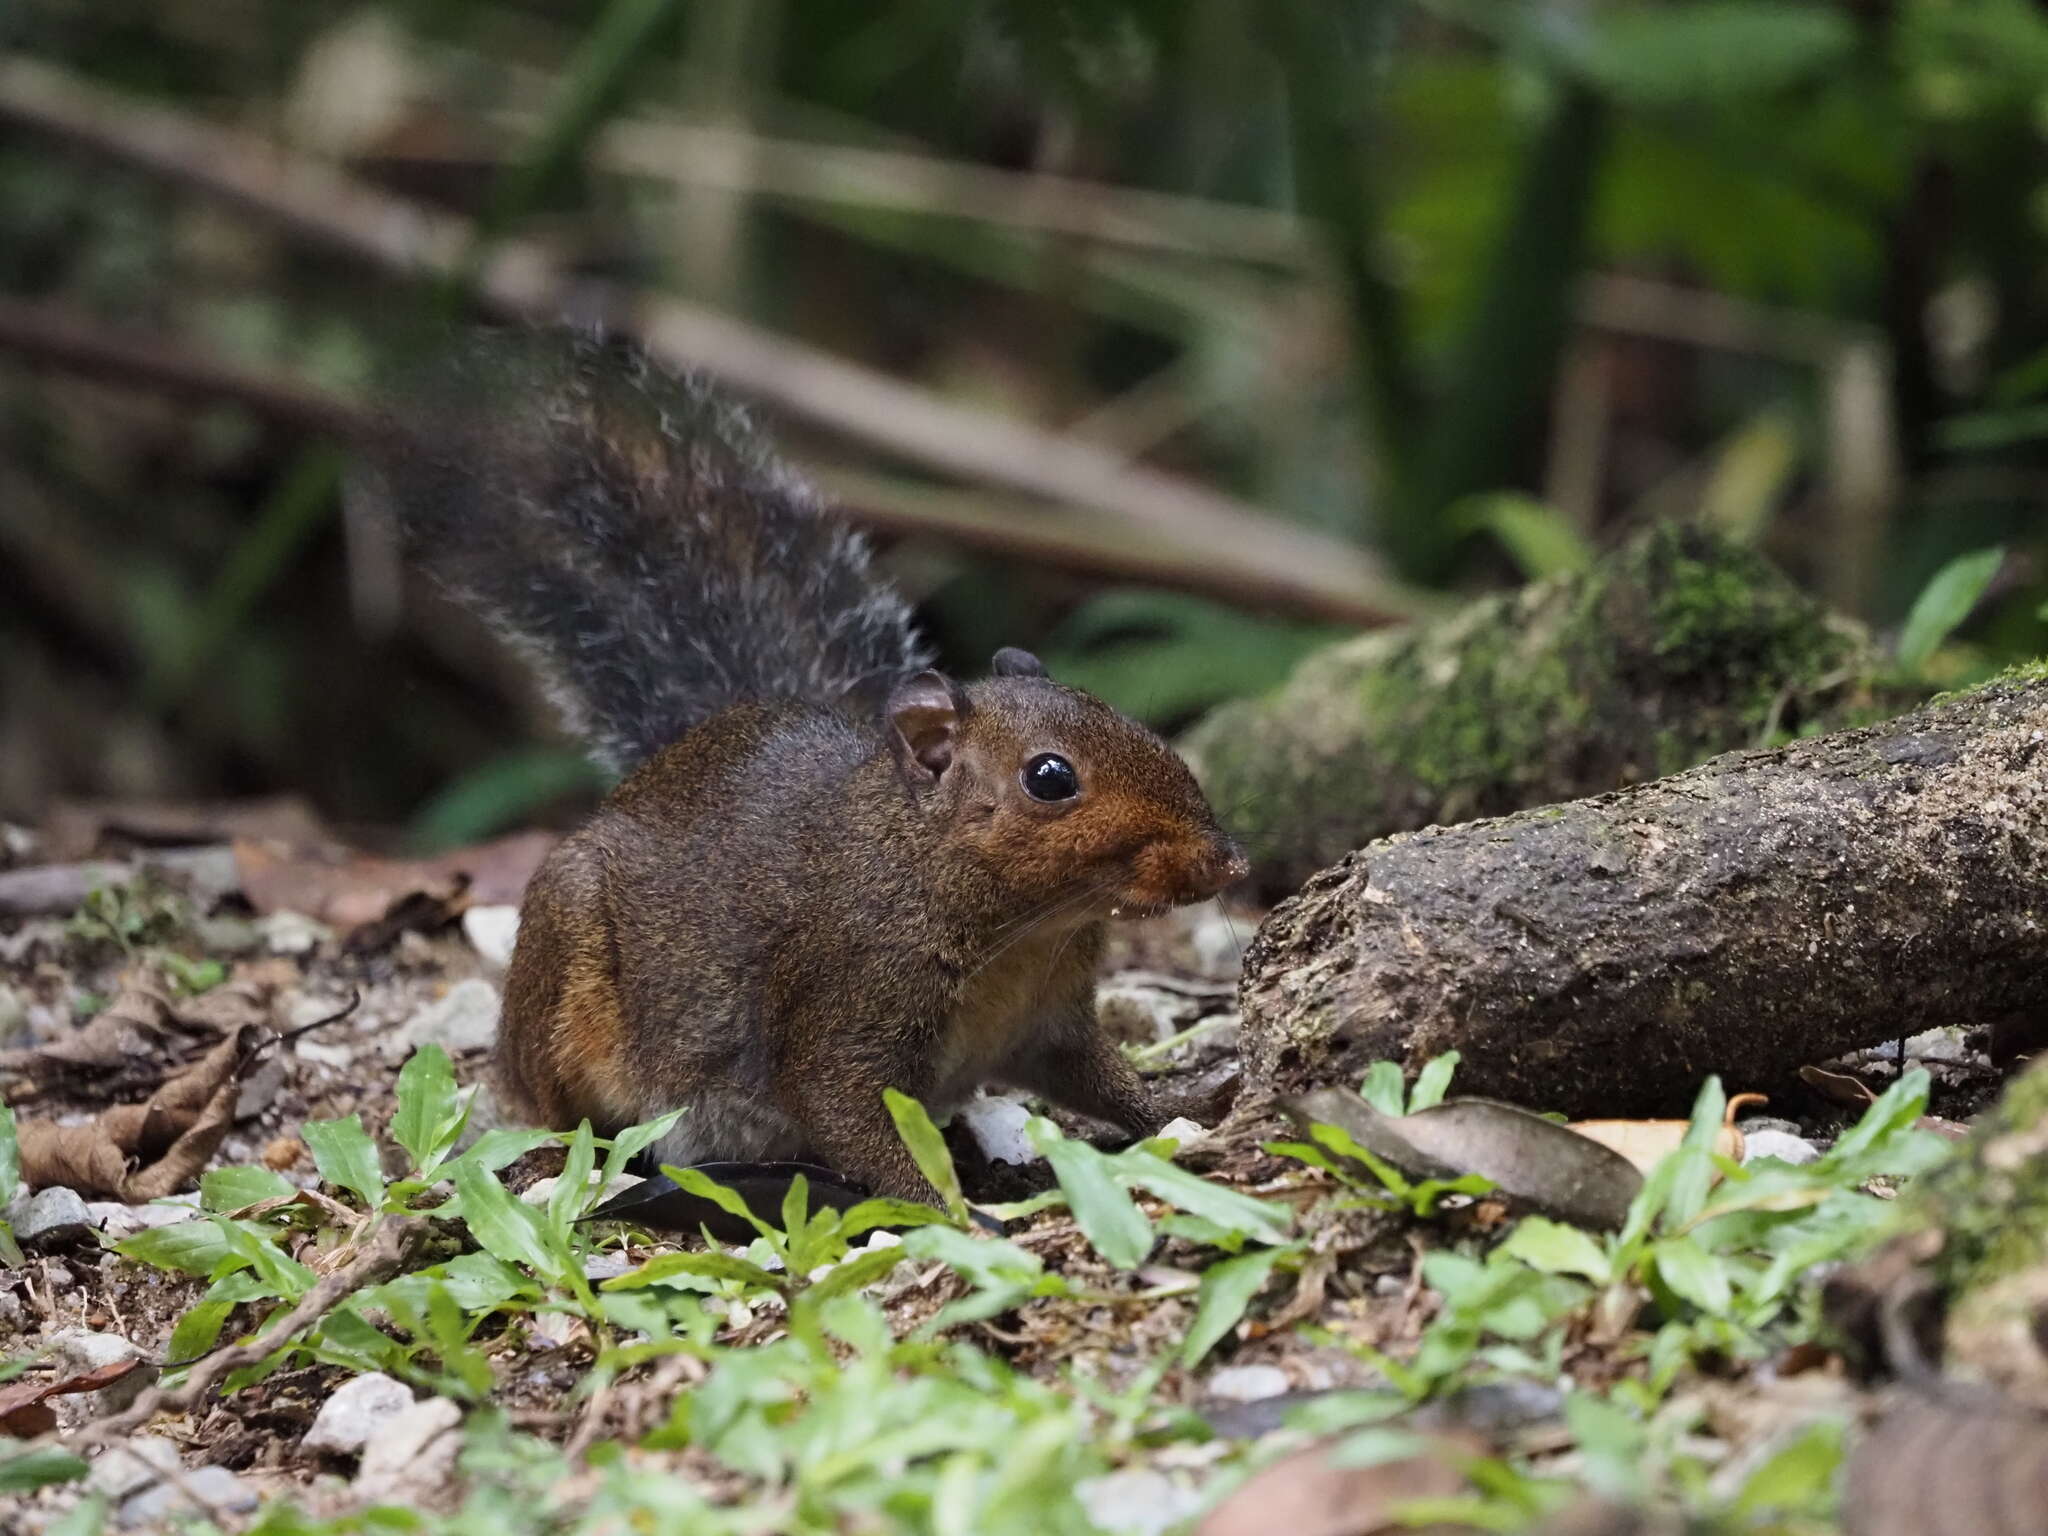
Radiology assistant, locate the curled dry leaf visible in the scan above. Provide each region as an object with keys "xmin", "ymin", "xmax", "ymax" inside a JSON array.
[
  {"xmin": 1287, "ymin": 1087, "xmax": 1645, "ymax": 1232},
  {"xmin": 1844, "ymin": 1391, "xmax": 2048, "ymax": 1536},
  {"xmin": 0, "ymin": 1359, "xmax": 145, "ymax": 1438},
  {"xmin": 1800, "ymin": 1063, "xmax": 1879, "ymax": 1108},
  {"xmin": 14, "ymin": 1025, "xmax": 262, "ymax": 1200},
  {"xmin": 0, "ymin": 976, "xmax": 277, "ymax": 1101},
  {"xmin": 232, "ymin": 829, "xmax": 555, "ymax": 930},
  {"xmin": 1195, "ymin": 1430, "xmax": 1486, "ymax": 1536}
]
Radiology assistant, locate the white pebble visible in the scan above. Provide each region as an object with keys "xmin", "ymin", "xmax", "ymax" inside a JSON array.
[
  {"xmin": 303, "ymin": 1371, "xmax": 415, "ymax": 1456},
  {"xmin": 461, "ymin": 905, "xmax": 521, "ymax": 970},
  {"xmin": 1205, "ymin": 1363, "xmax": 1290, "ymax": 1403},
  {"xmin": 959, "ymin": 1093, "xmax": 1038, "ymax": 1166}
]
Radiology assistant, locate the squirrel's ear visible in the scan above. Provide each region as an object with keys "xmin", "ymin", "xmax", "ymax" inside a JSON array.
[
  {"xmin": 887, "ymin": 671, "xmax": 967, "ymax": 780},
  {"xmin": 990, "ymin": 647, "xmax": 1047, "ymax": 679}
]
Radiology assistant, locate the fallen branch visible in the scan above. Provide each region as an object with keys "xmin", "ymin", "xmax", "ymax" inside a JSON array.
[
  {"xmin": 0, "ymin": 295, "xmax": 1408, "ymax": 626},
  {"xmin": 1239, "ymin": 671, "xmax": 2048, "ymax": 1116},
  {"xmin": 0, "ymin": 54, "xmax": 1428, "ymax": 630}
]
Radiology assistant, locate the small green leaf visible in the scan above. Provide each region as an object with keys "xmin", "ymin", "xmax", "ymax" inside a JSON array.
[
  {"xmin": 1897, "ymin": 546, "xmax": 2005, "ymax": 672},
  {"xmin": 594, "ymin": 1107, "xmax": 683, "ymax": 1205},
  {"xmin": 0, "ymin": 1445, "xmax": 88, "ymax": 1493},
  {"xmin": 116, "ymin": 1218, "xmax": 230, "ymax": 1276},
  {"xmin": 1498, "ymin": 1217, "xmax": 1611, "ymax": 1283},
  {"xmin": 1115, "ymin": 1152, "xmax": 1293, "ymax": 1247},
  {"xmin": 165, "ymin": 1297, "xmax": 238, "ymax": 1366},
  {"xmin": 0, "ymin": 1106, "xmax": 19, "ymax": 1208},
  {"xmin": 393, "ymin": 1045, "xmax": 468, "ymax": 1176},
  {"xmin": 1408, "ymin": 1052, "xmax": 1461, "ymax": 1114},
  {"xmin": 199, "ymin": 1165, "xmax": 296, "ymax": 1213},
  {"xmin": 431, "ymin": 1251, "xmax": 541, "ymax": 1311},
  {"xmin": 453, "ymin": 1159, "xmax": 565, "ymax": 1284},
  {"xmin": 217, "ymin": 1219, "xmax": 316, "ymax": 1300},
  {"xmin": 1733, "ymin": 1419, "xmax": 1846, "ymax": 1516},
  {"xmin": 1651, "ymin": 1233, "xmax": 1733, "ymax": 1316},
  {"xmin": 1182, "ymin": 1246, "xmax": 1289, "ymax": 1365},
  {"xmin": 1026, "ymin": 1119, "xmax": 1152, "ymax": 1270},
  {"xmin": 302, "ymin": 1115, "xmax": 387, "ymax": 1209},
  {"xmin": 801, "ymin": 1243, "xmax": 910, "ymax": 1305},
  {"xmin": 549, "ymin": 1121, "xmax": 599, "ymax": 1231},
  {"xmin": 1307, "ymin": 1123, "xmax": 1413, "ymax": 1200},
  {"xmin": 1359, "ymin": 1060, "xmax": 1408, "ymax": 1116},
  {"xmin": 1454, "ymin": 493, "xmax": 1594, "ymax": 578},
  {"xmin": 780, "ymin": 1173, "xmax": 810, "ymax": 1245},
  {"xmin": 1562, "ymin": 1392, "xmax": 1649, "ymax": 1502},
  {"xmin": 603, "ymin": 1250, "xmax": 784, "ymax": 1292},
  {"xmin": 883, "ymin": 1088, "xmax": 968, "ymax": 1223},
  {"xmin": 838, "ymin": 1198, "xmax": 951, "ymax": 1238},
  {"xmin": 656, "ymin": 1166, "xmax": 782, "ymax": 1248}
]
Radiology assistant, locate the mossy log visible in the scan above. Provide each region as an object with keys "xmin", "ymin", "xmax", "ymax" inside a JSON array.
[
  {"xmin": 1238, "ymin": 671, "xmax": 2048, "ymax": 1117},
  {"xmin": 1184, "ymin": 523, "xmax": 1886, "ymax": 903}
]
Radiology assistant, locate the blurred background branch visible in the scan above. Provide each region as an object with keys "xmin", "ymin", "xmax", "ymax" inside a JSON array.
[{"xmin": 2, "ymin": 0, "xmax": 2044, "ymax": 844}]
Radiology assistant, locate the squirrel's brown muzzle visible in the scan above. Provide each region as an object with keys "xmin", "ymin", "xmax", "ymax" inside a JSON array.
[{"xmin": 1204, "ymin": 839, "xmax": 1251, "ymax": 896}]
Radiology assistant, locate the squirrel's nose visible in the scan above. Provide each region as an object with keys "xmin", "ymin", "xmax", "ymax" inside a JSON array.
[{"xmin": 1202, "ymin": 837, "xmax": 1250, "ymax": 896}]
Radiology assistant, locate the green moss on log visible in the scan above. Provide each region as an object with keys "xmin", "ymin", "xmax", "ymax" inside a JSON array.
[{"xmin": 1183, "ymin": 523, "xmax": 1895, "ymax": 901}]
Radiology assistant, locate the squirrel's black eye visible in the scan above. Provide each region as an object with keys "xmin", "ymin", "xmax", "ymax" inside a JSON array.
[{"xmin": 1022, "ymin": 753, "xmax": 1080, "ymax": 802}]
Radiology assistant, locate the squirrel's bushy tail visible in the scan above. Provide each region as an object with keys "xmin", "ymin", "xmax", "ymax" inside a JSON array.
[{"xmin": 358, "ymin": 330, "xmax": 930, "ymax": 774}]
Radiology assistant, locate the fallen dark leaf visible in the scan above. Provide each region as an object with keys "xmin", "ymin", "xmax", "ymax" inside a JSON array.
[
  {"xmin": 1195, "ymin": 1430, "xmax": 1485, "ymax": 1536},
  {"xmin": 1800, "ymin": 1063, "xmax": 1878, "ymax": 1108},
  {"xmin": 342, "ymin": 876, "xmax": 471, "ymax": 954},
  {"xmin": 1845, "ymin": 1390, "xmax": 2048, "ymax": 1536},
  {"xmin": 1287, "ymin": 1088, "xmax": 1645, "ymax": 1232},
  {"xmin": 14, "ymin": 1025, "xmax": 261, "ymax": 1199},
  {"xmin": 0, "ymin": 1359, "xmax": 144, "ymax": 1438},
  {"xmin": 232, "ymin": 830, "xmax": 554, "ymax": 929}
]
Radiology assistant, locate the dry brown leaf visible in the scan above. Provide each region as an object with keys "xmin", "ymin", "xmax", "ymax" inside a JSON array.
[
  {"xmin": 1845, "ymin": 1392, "xmax": 2048, "ymax": 1536},
  {"xmin": 0, "ymin": 987, "xmax": 186, "ymax": 1084},
  {"xmin": 1196, "ymin": 1431, "xmax": 1485, "ymax": 1536},
  {"xmin": 0, "ymin": 977, "xmax": 276, "ymax": 1101},
  {"xmin": 1801, "ymin": 1063, "xmax": 1879, "ymax": 1107},
  {"xmin": 14, "ymin": 1026, "xmax": 259, "ymax": 1199},
  {"xmin": 1287, "ymin": 1088, "xmax": 1645, "ymax": 1232},
  {"xmin": 0, "ymin": 1359, "xmax": 145, "ymax": 1438},
  {"xmin": 1567, "ymin": 1120, "xmax": 1744, "ymax": 1172},
  {"xmin": 233, "ymin": 829, "xmax": 553, "ymax": 929}
]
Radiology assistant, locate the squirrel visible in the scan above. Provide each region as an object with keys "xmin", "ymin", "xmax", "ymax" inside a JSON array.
[{"xmin": 364, "ymin": 330, "xmax": 1248, "ymax": 1205}]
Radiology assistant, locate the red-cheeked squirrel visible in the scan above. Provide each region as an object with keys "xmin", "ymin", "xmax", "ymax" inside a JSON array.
[{"xmin": 364, "ymin": 331, "xmax": 1247, "ymax": 1205}]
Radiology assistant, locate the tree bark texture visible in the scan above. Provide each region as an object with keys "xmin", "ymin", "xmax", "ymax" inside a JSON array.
[
  {"xmin": 1239, "ymin": 670, "xmax": 2048, "ymax": 1118},
  {"xmin": 1184, "ymin": 523, "xmax": 1891, "ymax": 903}
]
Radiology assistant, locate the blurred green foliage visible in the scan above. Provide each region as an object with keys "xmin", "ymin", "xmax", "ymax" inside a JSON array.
[{"xmin": 2, "ymin": 0, "xmax": 2045, "ymax": 840}]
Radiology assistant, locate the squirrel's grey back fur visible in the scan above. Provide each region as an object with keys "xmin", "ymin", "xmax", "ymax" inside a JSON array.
[{"xmin": 359, "ymin": 330, "xmax": 931, "ymax": 774}]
